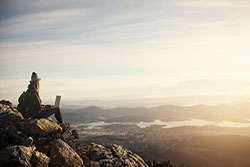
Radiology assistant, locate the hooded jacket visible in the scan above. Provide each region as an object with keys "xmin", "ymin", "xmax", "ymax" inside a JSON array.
[{"xmin": 23, "ymin": 82, "xmax": 42, "ymax": 118}]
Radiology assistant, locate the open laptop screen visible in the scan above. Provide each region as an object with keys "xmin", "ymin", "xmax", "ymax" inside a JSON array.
[{"xmin": 54, "ymin": 95, "xmax": 61, "ymax": 107}]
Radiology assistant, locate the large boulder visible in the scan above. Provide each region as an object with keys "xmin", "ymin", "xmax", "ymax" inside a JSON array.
[
  {"xmin": 0, "ymin": 102, "xmax": 24, "ymax": 128},
  {"xmin": 20, "ymin": 118, "xmax": 62, "ymax": 137},
  {"xmin": 31, "ymin": 150, "xmax": 50, "ymax": 167},
  {"xmin": 0, "ymin": 145, "xmax": 50, "ymax": 167},
  {"xmin": 50, "ymin": 139, "xmax": 84, "ymax": 167},
  {"xmin": 0, "ymin": 102, "xmax": 26, "ymax": 149},
  {"xmin": 0, "ymin": 124, "xmax": 29, "ymax": 149},
  {"xmin": 110, "ymin": 144, "xmax": 148, "ymax": 167},
  {"xmin": 77, "ymin": 143, "xmax": 149, "ymax": 167}
]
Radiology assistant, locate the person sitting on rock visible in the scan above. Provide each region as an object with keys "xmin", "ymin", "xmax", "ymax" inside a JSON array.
[{"xmin": 17, "ymin": 72, "xmax": 64, "ymax": 125}]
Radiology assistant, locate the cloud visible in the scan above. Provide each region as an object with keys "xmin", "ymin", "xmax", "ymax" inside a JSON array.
[
  {"xmin": 171, "ymin": 0, "xmax": 250, "ymax": 8},
  {"xmin": 1, "ymin": 0, "xmax": 249, "ymax": 45},
  {"xmin": 1, "ymin": 0, "xmax": 250, "ymax": 102},
  {"xmin": 0, "ymin": 9, "xmax": 90, "ymax": 38}
]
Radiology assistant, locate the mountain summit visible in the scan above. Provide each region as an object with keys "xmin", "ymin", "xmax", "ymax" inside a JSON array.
[{"xmin": 0, "ymin": 100, "xmax": 152, "ymax": 167}]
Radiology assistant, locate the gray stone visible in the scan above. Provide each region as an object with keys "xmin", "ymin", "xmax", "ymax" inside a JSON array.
[
  {"xmin": 76, "ymin": 143, "xmax": 149, "ymax": 167},
  {"xmin": 21, "ymin": 136, "xmax": 34, "ymax": 147},
  {"xmin": 90, "ymin": 161, "xmax": 101, "ymax": 167},
  {"xmin": 0, "ymin": 103, "xmax": 23, "ymax": 128},
  {"xmin": 0, "ymin": 145, "xmax": 50, "ymax": 167},
  {"xmin": 30, "ymin": 150, "xmax": 50, "ymax": 167},
  {"xmin": 50, "ymin": 139, "xmax": 84, "ymax": 167},
  {"xmin": 20, "ymin": 118, "xmax": 62, "ymax": 137}
]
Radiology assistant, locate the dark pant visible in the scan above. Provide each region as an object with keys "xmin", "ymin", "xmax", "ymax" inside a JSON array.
[{"xmin": 36, "ymin": 107, "xmax": 63, "ymax": 123}]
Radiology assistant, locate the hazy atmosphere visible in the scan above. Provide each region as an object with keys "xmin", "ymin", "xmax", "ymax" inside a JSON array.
[
  {"xmin": 1, "ymin": 0, "xmax": 250, "ymax": 105},
  {"xmin": 1, "ymin": 1, "xmax": 250, "ymax": 167}
]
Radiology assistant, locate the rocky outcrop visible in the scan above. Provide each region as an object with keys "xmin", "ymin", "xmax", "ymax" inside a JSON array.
[
  {"xmin": 0, "ymin": 100, "xmax": 153, "ymax": 167},
  {"xmin": 31, "ymin": 149, "xmax": 51, "ymax": 167},
  {"xmin": 50, "ymin": 139, "xmax": 84, "ymax": 167},
  {"xmin": 0, "ymin": 101, "xmax": 27, "ymax": 149},
  {"xmin": 20, "ymin": 118, "xmax": 62, "ymax": 137},
  {"xmin": 76, "ymin": 143, "xmax": 149, "ymax": 167},
  {"xmin": 0, "ymin": 101, "xmax": 83, "ymax": 167},
  {"xmin": 0, "ymin": 101, "xmax": 23, "ymax": 128},
  {"xmin": 0, "ymin": 145, "xmax": 50, "ymax": 167}
]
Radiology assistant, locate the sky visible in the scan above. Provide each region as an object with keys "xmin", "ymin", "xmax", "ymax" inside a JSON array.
[{"xmin": 1, "ymin": 0, "xmax": 250, "ymax": 105}]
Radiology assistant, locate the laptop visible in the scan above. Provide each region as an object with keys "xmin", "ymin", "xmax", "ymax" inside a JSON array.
[{"xmin": 54, "ymin": 95, "xmax": 61, "ymax": 107}]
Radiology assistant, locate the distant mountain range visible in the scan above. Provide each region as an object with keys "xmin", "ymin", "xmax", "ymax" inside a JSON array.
[{"xmin": 62, "ymin": 102, "xmax": 250, "ymax": 124}]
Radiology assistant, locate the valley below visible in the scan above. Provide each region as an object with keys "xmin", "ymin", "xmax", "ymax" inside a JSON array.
[{"xmin": 62, "ymin": 103, "xmax": 250, "ymax": 167}]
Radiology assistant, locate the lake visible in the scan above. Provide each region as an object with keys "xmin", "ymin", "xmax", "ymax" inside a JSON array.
[{"xmin": 74, "ymin": 118, "xmax": 250, "ymax": 129}]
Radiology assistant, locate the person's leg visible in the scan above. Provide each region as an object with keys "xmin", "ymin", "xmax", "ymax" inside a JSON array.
[
  {"xmin": 54, "ymin": 108, "xmax": 63, "ymax": 124},
  {"xmin": 37, "ymin": 107, "xmax": 63, "ymax": 123}
]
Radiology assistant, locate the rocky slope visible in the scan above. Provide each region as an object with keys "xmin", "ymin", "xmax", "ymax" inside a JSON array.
[{"xmin": 0, "ymin": 100, "xmax": 153, "ymax": 167}]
